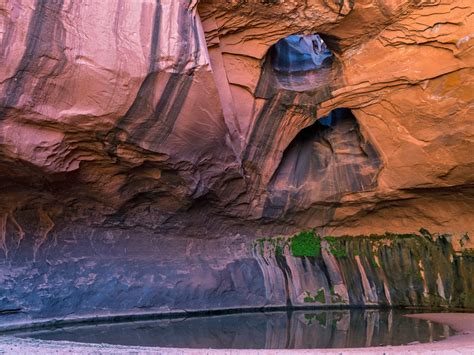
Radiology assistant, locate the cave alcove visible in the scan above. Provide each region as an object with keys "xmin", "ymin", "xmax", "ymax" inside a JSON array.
[{"xmin": 263, "ymin": 108, "xmax": 382, "ymax": 219}]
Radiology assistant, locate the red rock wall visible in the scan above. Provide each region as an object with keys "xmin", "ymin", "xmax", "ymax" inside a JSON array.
[{"xmin": 0, "ymin": 0, "xmax": 473, "ymax": 324}]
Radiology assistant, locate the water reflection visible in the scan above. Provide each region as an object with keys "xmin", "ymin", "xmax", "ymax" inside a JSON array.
[{"xmin": 15, "ymin": 309, "xmax": 453, "ymax": 349}]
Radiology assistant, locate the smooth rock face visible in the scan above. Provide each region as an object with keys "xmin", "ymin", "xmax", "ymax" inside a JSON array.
[
  {"xmin": 1, "ymin": 231, "xmax": 472, "ymax": 325},
  {"xmin": 252, "ymin": 234, "xmax": 474, "ymax": 309},
  {"xmin": 0, "ymin": 0, "xmax": 473, "ymax": 323}
]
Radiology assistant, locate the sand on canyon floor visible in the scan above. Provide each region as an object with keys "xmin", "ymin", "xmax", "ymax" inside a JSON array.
[{"xmin": 0, "ymin": 313, "xmax": 472, "ymax": 354}]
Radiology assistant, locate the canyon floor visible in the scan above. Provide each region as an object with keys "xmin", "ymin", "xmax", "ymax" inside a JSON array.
[{"xmin": 0, "ymin": 313, "xmax": 472, "ymax": 354}]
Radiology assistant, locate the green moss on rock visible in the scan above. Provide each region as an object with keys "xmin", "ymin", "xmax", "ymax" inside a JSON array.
[
  {"xmin": 304, "ymin": 289, "xmax": 326, "ymax": 303},
  {"xmin": 324, "ymin": 236, "xmax": 347, "ymax": 258},
  {"xmin": 291, "ymin": 231, "xmax": 321, "ymax": 257},
  {"xmin": 315, "ymin": 289, "xmax": 326, "ymax": 303}
]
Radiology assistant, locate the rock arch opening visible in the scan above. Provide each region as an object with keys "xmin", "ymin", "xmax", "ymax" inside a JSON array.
[
  {"xmin": 264, "ymin": 108, "xmax": 382, "ymax": 219},
  {"xmin": 256, "ymin": 33, "xmax": 341, "ymax": 99},
  {"xmin": 270, "ymin": 34, "xmax": 333, "ymax": 73}
]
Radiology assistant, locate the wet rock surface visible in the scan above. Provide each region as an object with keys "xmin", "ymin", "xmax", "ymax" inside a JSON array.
[
  {"xmin": 0, "ymin": 231, "xmax": 473, "ymax": 325},
  {"xmin": 252, "ymin": 232, "xmax": 474, "ymax": 309},
  {"xmin": 0, "ymin": 0, "xmax": 473, "ymax": 324}
]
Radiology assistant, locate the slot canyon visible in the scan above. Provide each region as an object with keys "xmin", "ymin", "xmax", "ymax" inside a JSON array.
[{"xmin": 0, "ymin": 0, "xmax": 473, "ymax": 351}]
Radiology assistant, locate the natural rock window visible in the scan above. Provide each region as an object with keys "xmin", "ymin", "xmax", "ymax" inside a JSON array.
[
  {"xmin": 270, "ymin": 34, "xmax": 333, "ymax": 73},
  {"xmin": 256, "ymin": 33, "xmax": 338, "ymax": 97}
]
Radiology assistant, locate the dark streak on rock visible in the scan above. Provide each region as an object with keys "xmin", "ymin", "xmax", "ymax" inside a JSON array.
[
  {"xmin": 275, "ymin": 254, "xmax": 293, "ymax": 307},
  {"xmin": 243, "ymin": 92, "xmax": 297, "ymax": 166},
  {"xmin": 0, "ymin": 0, "xmax": 66, "ymax": 124},
  {"xmin": 149, "ymin": 1, "xmax": 163, "ymax": 72},
  {"xmin": 131, "ymin": 73, "xmax": 194, "ymax": 147},
  {"xmin": 110, "ymin": 1, "xmax": 200, "ymax": 153},
  {"xmin": 313, "ymin": 255, "xmax": 333, "ymax": 291}
]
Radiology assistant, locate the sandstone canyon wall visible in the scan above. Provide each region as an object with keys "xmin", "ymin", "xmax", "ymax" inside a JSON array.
[{"xmin": 0, "ymin": 0, "xmax": 473, "ymax": 326}]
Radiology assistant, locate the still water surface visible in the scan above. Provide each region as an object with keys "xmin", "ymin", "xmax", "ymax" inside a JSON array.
[{"xmin": 16, "ymin": 309, "xmax": 453, "ymax": 349}]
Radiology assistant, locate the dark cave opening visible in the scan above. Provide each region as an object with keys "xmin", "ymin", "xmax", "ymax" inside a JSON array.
[
  {"xmin": 272, "ymin": 108, "xmax": 380, "ymax": 188},
  {"xmin": 263, "ymin": 108, "xmax": 382, "ymax": 219}
]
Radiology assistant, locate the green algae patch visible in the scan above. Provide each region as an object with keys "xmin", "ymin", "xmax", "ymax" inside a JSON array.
[
  {"xmin": 315, "ymin": 289, "xmax": 326, "ymax": 303},
  {"xmin": 291, "ymin": 231, "xmax": 321, "ymax": 257},
  {"xmin": 324, "ymin": 236, "xmax": 347, "ymax": 258},
  {"xmin": 303, "ymin": 293, "xmax": 314, "ymax": 303},
  {"xmin": 304, "ymin": 289, "xmax": 326, "ymax": 304},
  {"xmin": 275, "ymin": 244, "xmax": 283, "ymax": 256}
]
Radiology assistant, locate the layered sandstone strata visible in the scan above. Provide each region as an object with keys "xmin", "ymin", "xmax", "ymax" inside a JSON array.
[{"xmin": 0, "ymin": 0, "xmax": 473, "ymax": 323}]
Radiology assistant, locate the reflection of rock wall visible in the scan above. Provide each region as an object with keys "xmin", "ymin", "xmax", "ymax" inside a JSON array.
[{"xmin": 13, "ymin": 310, "xmax": 452, "ymax": 348}]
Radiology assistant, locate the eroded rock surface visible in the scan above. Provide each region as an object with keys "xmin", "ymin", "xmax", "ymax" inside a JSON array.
[{"xmin": 0, "ymin": 0, "xmax": 473, "ymax": 323}]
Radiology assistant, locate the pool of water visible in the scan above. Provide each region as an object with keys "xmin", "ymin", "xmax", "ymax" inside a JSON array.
[{"xmin": 13, "ymin": 309, "xmax": 454, "ymax": 349}]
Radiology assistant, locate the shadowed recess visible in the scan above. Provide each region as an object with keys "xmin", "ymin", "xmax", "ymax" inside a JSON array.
[{"xmin": 264, "ymin": 108, "xmax": 382, "ymax": 218}]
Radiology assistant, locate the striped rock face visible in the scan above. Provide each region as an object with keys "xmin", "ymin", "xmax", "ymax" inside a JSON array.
[{"xmin": 0, "ymin": 0, "xmax": 473, "ymax": 324}]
